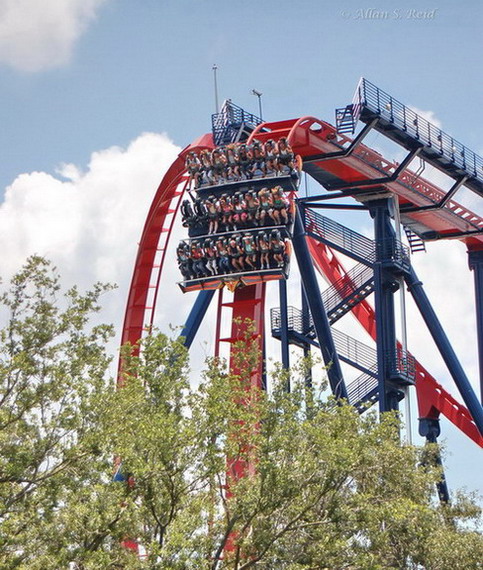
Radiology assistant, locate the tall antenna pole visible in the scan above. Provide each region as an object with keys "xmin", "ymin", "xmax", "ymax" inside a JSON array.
[
  {"xmin": 212, "ymin": 64, "xmax": 219, "ymax": 113},
  {"xmin": 252, "ymin": 89, "xmax": 263, "ymax": 120}
]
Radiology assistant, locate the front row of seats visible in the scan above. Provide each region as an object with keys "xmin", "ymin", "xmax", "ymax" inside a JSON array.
[{"xmin": 177, "ymin": 230, "xmax": 291, "ymax": 281}]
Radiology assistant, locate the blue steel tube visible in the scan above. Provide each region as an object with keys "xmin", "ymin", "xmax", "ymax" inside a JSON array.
[
  {"xmin": 468, "ymin": 250, "xmax": 483, "ymax": 404},
  {"xmin": 292, "ymin": 207, "xmax": 347, "ymax": 400},
  {"xmin": 406, "ymin": 267, "xmax": 483, "ymax": 436},
  {"xmin": 279, "ymin": 279, "xmax": 290, "ymax": 374},
  {"xmin": 179, "ymin": 290, "xmax": 216, "ymax": 348}
]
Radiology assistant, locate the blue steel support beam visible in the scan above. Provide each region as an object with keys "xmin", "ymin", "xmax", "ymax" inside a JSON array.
[
  {"xmin": 406, "ymin": 267, "xmax": 483, "ymax": 436},
  {"xmin": 468, "ymin": 250, "xmax": 483, "ymax": 404},
  {"xmin": 371, "ymin": 199, "xmax": 402, "ymax": 413},
  {"xmin": 292, "ymin": 206, "xmax": 347, "ymax": 400},
  {"xmin": 279, "ymin": 279, "xmax": 290, "ymax": 375},
  {"xmin": 301, "ymin": 284, "xmax": 313, "ymax": 388},
  {"xmin": 179, "ymin": 290, "xmax": 216, "ymax": 348},
  {"xmin": 419, "ymin": 418, "xmax": 450, "ymax": 504}
]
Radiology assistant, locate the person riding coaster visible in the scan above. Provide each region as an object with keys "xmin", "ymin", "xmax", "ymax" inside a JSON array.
[
  {"xmin": 236, "ymin": 144, "xmax": 252, "ymax": 180},
  {"xmin": 257, "ymin": 231, "xmax": 271, "ymax": 270},
  {"xmin": 282, "ymin": 237, "xmax": 292, "ymax": 276},
  {"xmin": 270, "ymin": 185, "xmax": 290, "ymax": 225},
  {"xmin": 215, "ymin": 237, "xmax": 231, "ymax": 275},
  {"xmin": 185, "ymin": 151, "xmax": 202, "ymax": 188},
  {"xmin": 211, "ymin": 148, "xmax": 226, "ymax": 185},
  {"xmin": 258, "ymin": 188, "xmax": 273, "ymax": 226},
  {"xmin": 264, "ymin": 139, "xmax": 279, "ymax": 176},
  {"xmin": 232, "ymin": 192, "xmax": 248, "ymax": 229},
  {"xmin": 242, "ymin": 232, "xmax": 258, "ymax": 270},
  {"xmin": 228, "ymin": 234, "xmax": 245, "ymax": 272},
  {"xmin": 203, "ymin": 238, "xmax": 218, "ymax": 276},
  {"xmin": 190, "ymin": 241, "xmax": 207, "ymax": 278},
  {"xmin": 270, "ymin": 229, "xmax": 285, "ymax": 267},
  {"xmin": 250, "ymin": 142, "xmax": 266, "ymax": 178},
  {"xmin": 204, "ymin": 195, "xmax": 220, "ymax": 235},
  {"xmin": 180, "ymin": 199, "xmax": 196, "ymax": 228},
  {"xmin": 225, "ymin": 145, "xmax": 240, "ymax": 181},
  {"xmin": 244, "ymin": 189, "xmax": 260, "ymax": 228},
  {"xmin": 277, "ymin": 137, "xmax": 295, "ymax": 174},
  {"xmin": 219, "ymin": 194, "xmax": 234, "ymax": 232},
  {"xmin": 199, "ymin": 149, "xmax": 214, "ymax": 186},
  {"xmin": 177, "ymin": 241, "xmax": 193, "ymax": 280}
]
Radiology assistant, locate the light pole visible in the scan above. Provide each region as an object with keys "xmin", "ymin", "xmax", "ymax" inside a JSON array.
[
  {"xmin": 252, "ymin": 88, "xmax": 263, "ymax": 120},
  {"xmin": 213, "ymin": 64, "xmax": 219, "ymax": 113}
]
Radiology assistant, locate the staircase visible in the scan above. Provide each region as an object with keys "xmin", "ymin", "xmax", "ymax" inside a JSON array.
[
  {"xmin": 305, "ymin": 208, "xmax": 376, "ymax": 265},
  {"xmin": 404, "ymin": 226, "xmax": 426, "ymax": 253},
  {"xmin": 322, "ymin": 263, "xmax": 375, "ymax": 324},
  {"xmin": 335, "ymin": 104, "xmax": 357, "ymax": 135},
  {"xmin": 346, "ymin": 369, "xmax": 379, "ymax": 411}
]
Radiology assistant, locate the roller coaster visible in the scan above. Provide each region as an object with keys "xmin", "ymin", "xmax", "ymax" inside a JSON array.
[{"xmin": 119, "ymin": 78, "xmax": 483, "ymax": 505}]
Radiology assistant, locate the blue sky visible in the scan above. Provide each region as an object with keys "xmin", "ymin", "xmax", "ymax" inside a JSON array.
[
  {"xmin": 1, "ymin": 0, "xmax": 482, "ymax": 192},
  {"xmin": 0, "ymin": 0, "xmax": 482, "ymax": 498}
]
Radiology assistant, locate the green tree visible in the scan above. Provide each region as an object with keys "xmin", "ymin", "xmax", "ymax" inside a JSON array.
[{"xmin": 1, "ymin": 258, "xmax": 482, "ymax": 569}]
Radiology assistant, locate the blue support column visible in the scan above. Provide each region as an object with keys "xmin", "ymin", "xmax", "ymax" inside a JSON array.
[
  {"xmin": 419, "ymin": 418, "xmax": 450, "ymax": 504},
  {"xmin": 371, "ymin": 199, "xmax": 403, "ymax": 413},
  {"xmin": 179, "ymin": 290, "xmax": 215, "ymax": 348},
  {"xmin": 468, "ymin": 250, "xmax": 483, "ymax": 404},
  {"xmin": 279, "ymin": 278, "xmax": 290, "ymax": 373},
  {"xmin": 301, "ymin": 284, "xmax": 312, "ymax": 388},
  {"xmin": 405, "ymin": 266, "xmax": 483, "ymax": 436},
  {"xmin": 292, "ymin": 206, "xmax": 347, "ymax": 399}
]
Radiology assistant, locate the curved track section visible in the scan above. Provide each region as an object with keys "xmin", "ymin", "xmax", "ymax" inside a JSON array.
[{"xmin": 120, "ymin": 135, "xmax": 214, "ymax": 360}]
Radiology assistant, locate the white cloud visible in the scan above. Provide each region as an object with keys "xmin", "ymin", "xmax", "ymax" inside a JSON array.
[
  {"xmin": 0, "ymin": 0, "xmax": 109, "ymax": 72},
  {"xmin": 0, "ymin": 132, "xmax": 187, "ymax": 347},
  {"xmin": 409, "ymin": 106, "xmax": 443, "ymax": 129}
]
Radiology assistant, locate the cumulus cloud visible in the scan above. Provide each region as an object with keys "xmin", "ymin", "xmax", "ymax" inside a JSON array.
[
  {"xmin": 0, "ymin": 0, "xmax": 109, "ymax": 72},
  {"xmin": 409, "ymin": 106, "xmax": 443, "ymax": 129},
  {"xmin": 0, "ymin": 132, "xmax": 187, "ymax": 346}
]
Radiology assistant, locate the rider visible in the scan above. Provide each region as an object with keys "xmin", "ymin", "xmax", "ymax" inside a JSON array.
[
  {"xmin": 177, "ymin": 241, "xmax": 192, "ymax": 280},
  {"xmin": 180, "ymin": 199, "xmax": 196, "ymax": 228},
  {"xmin": 199, "ymin": 149, "xmax": 214, "ymax": 185},
  {"xmin": 270, "ymin": 186, "xmax": 290, "ymax": 225},
  {"xmin": 232, "ymin": 192, "xmax": 248, "ymax": 229},
  {"xmin": 257, "ymin": 232, "xmax": 270, "ymax": 270},
  {"xmin": 211, "ymin": 148, "xmax": 226, "ymax": 185},
  {"xmin": 277, "ymin": 137, "xmax": 295, "ymax": 173},
  {"xmin": 264, "ymin": 139, "xmax": 279, "ymax": 176},
  {"xmin": 236, "ymin": 144, "xmax": 252, "ymax": 180},
  {"xmin": 258, "ymin": 188, "xmax": 273, "ymax": 226},
  {"xmin": 190, "ymin": 241, "xmax": 207, "ymax": 278},
  {"xmin": 270, "ymin": 230, "xmax": 285, "ymax": 267},
  {"xmin": 219, "ymin": 194, "xmax": 233, "ymax": 232},
  {"xmin": 216, "ymin": 237, "xmax": 231, "ymax": 275},
  {"xmin": 250, "ymin": 141, "xmax": 266, "ymax": 178},
  {"xmin": 242, "ymin": 233, "xmax": 258, "ymax": 270},
  {"xmin": 204, "ymin": 195, "xmax": 219, "ymax": 235},
  {"xmin": 244, "ymin": 189, "xmax": 260, "ymax": 227},
  {"xmin": 204, "ymin": 238, "xmax": 218, "ymax": 276},
  {"xmin": 225, "ymin": 144, "xmax": 240, "ymax": 180},
  {"xmin": 228, "ymin": 234, "xmax": 244, "ymax": 272},
  {"xmin": 185, "ymin": 151, "xmax": 201, "ymax": 188}
]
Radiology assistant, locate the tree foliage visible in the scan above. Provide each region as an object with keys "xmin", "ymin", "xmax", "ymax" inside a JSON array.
[{"xmin": 0, "ymin": 257, "xmax": 482, "ymax": 569}]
